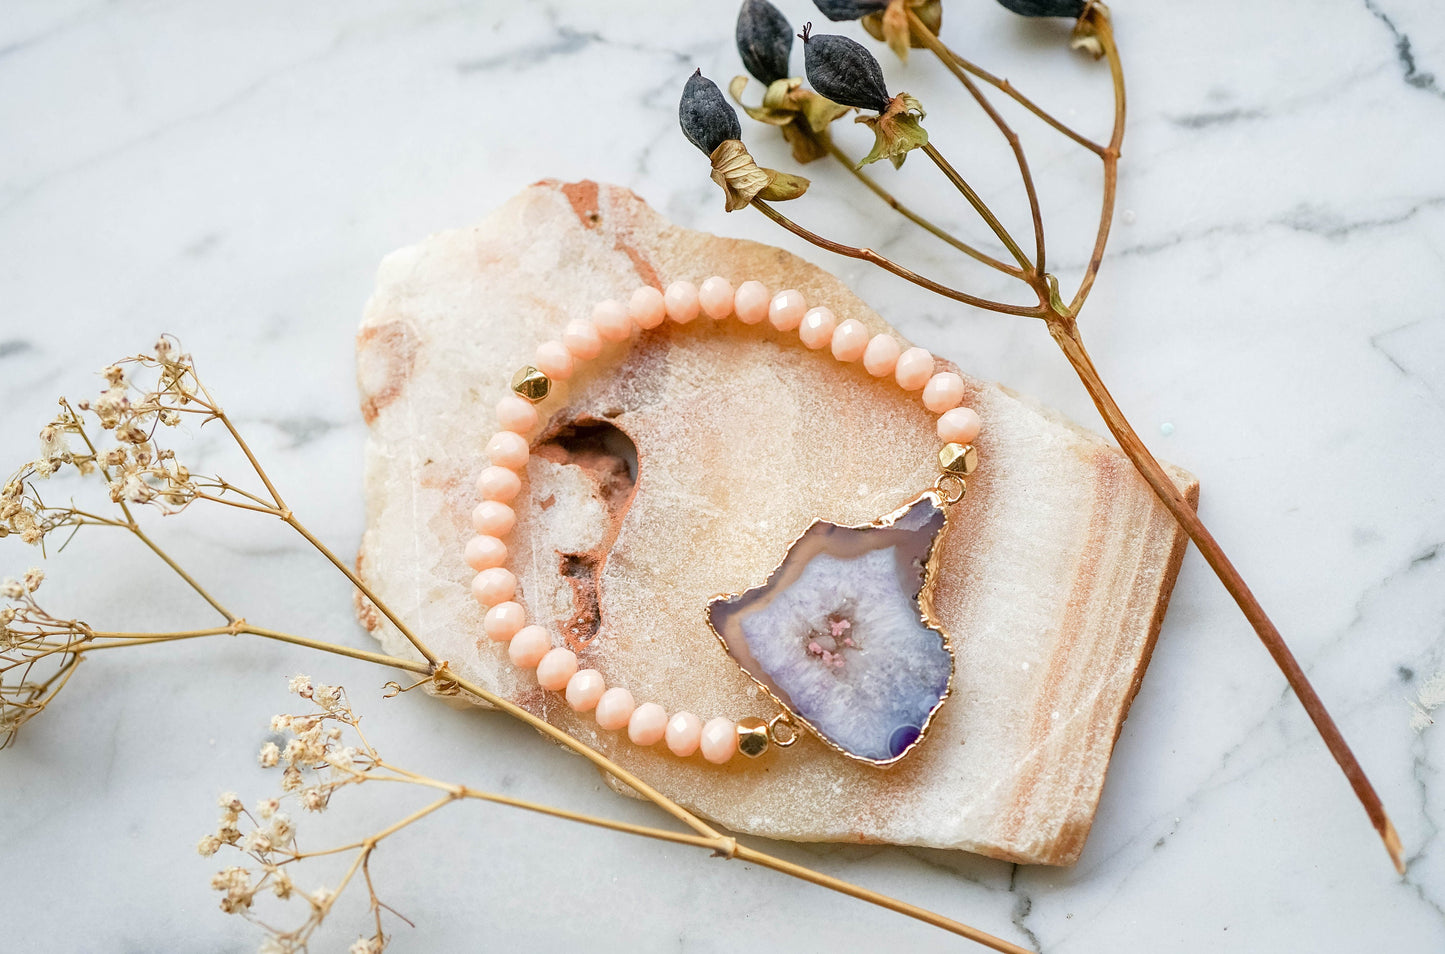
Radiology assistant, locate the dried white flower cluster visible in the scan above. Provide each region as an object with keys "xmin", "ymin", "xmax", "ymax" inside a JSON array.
[
  {"xmin": 1, "ymin": 338, "xmax": 287, "ymax": 751},
  {"xmin": 0, "ymin": 570, "xmax": 91, "ymax": 748},
  {"xmin": 0, "ymin": 340, "xmax": 214, "ymax": 553},
  {"xmin": 72, "ymin": 343, "xmax": 205, "ymax": 511},
  {"xmin": 201, "ymin": 676, "xmax": 389, "ymax": 953}
]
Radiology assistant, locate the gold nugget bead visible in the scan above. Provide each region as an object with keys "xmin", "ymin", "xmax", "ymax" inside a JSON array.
[
  {"xmin": 939, "ymin": 442, "xmax": 978, "ymax": 476},
  {"xmin": 510, "ymin": 365, "xmax": 551, "ymax": 403},
  {"xmin": 737, "ymin": 717, "xmax": 770, "ymax": 758}
]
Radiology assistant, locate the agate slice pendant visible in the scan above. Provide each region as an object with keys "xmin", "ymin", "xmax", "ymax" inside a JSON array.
[{"xmin": 706, "ymin": 490, "xmax": 956, "ymax": 767}]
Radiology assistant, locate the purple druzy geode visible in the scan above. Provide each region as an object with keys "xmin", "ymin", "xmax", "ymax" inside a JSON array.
[{"xmin": 708, "ymin": 494, "xmax": 954, "ymax": 764}]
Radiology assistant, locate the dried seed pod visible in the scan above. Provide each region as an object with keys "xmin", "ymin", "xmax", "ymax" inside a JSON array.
[
  {"xmin": 679, "ymin": 70, "xmax": 743, "ymax": 155},
  {"xmin": 995, "ymin": 0, "xmax": 1087, "ymax": 17},
  {"xmin": 800, "ymin": 26, "xmax": 891, "ymax": 113},
  {"xmin": 736, "ymin": 0, "xmax": 794, "ymax": 85},
  {"xmin": 813, "ymin": 0, "xmax": 888, "ymax": 21}
]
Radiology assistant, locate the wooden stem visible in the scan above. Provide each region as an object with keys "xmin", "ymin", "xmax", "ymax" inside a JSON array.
[{"xmin": 1045, "ymin": 315, "xmax": 1404, "ymax": 874}]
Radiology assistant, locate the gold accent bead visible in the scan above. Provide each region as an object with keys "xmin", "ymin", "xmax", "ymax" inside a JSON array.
[
  {"xmin": 510, "ymin": 365, "xmax": 551, "ymax": 403},
  {"xmin": 737, "ymin": 717, "xmax": 770, "ymax": 758},
  {"xmin": 939, "ymin": 442, "xmax": 978, "ymax": 476}
]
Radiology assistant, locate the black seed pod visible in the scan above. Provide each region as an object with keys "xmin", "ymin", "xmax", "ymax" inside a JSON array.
[
  {"xmin": 995, "ymin": 0, "xmax": 1087, "ymax": 18},
  {"xmin": 736, "ymin": 0, "xmax": 794, "ymax": 85},
  {"xmin": 800, "ymin": 26, "xmax": 891, "ymax": 113},
  {"xmin": 679, "ymin": 70, "xmax": 742, "ymax": 155},
  {"xmin": 813, "ymin": 0, "xmax": 888, "ymax": 21}
]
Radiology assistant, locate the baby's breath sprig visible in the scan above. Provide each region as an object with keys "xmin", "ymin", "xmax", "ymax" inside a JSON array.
[
  {"xmin": 2, "ymin": 339, "xmax": 1036, "ymax": 952},
  {"xmin": 201, "ymin": 678, "xmax": 394, "ymax": 952}
]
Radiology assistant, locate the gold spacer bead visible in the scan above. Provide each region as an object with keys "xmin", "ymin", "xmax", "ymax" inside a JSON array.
[
  {"xmin": 736, "ymin": 717, "xmax": 770, "ymax": 758},
  {"xmin": 510, "ymin": 365, "xmax": 551, "ymax": 403},
  {"xmin": 939, "ymin": 442, "xmax": 978, "ymax": 476}
]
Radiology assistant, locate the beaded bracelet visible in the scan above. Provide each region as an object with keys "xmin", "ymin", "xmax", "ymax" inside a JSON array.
[{"xmin": 465, "ymin": 277, "xmax": 981, "ymax": 768}]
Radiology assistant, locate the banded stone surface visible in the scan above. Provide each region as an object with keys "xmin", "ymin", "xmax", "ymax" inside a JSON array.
[{"xmin": 355, "ymin": 179, "xmax": 1197, "ymax": 865}]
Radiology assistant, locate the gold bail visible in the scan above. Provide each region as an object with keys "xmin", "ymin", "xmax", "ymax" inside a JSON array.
[{"xmin": 510, "ymin": 365, "xmax": 551, "ymax": 403}]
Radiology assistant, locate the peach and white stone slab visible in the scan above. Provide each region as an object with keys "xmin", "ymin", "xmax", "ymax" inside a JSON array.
[{"xmin": 355, "ymin": 179, "xmax": 1196, "ymax": 865}]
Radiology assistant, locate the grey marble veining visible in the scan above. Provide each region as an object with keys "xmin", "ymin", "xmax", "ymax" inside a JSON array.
[{"xmin": 0, "ymin": 0, "xmax": 1442, "ymax": 950}]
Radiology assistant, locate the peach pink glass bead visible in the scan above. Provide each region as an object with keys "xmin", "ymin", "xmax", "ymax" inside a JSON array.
[{"xmin": 466, "ymin": 278, "xmax": 982, "ymax": 765}]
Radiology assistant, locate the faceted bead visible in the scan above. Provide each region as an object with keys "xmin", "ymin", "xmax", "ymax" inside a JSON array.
[
  {"xmin": 698, "ymin": 276, "xmax": 735, "ymax": 319},
  {"xmin": 862, "ymin": 334, "xmax": 901, "ymax": 377},
  {"xmin": 627, "ymin": 703, "xmax": 668, "ymax": 746},
  {"xmin": 629, "ymin": 286, "xmax": 667, "ymax": 330},
  {"xmin": 496, "ymin": 394, "xmax": 539, "ymax": 434},
  {"xmin": 470, "ymin": 500, "xmax": 515, "ymax": 537},
  {"xmin": 937, "ymin": 407, "xmax": 982, "ymax": 444},
  {"xmin": 830, "ymin": 319, "xmax": 869, "ymax": 362},
  {"xmin": 592, "ymin": 299, "xmax": 633, "ymax": 342},
  {"xmin": 665, "ymin": 711, "xmax": 703, "ymax": 757},
  {"xmin": 736, "ymin": 717, "xmax": 770, "ymax": 758},
  {"xmin": 565, "ymin": 669, "xmax": 606, "ymax": 712},
  {"xmin": 594, "ymin": 687, "xmax": 636, "ymax": 730},
  {"xmin": 732, "ymin": 280, "xmax": 770, "ymax": 324},
  {"xmin": 938, "ymin": 441, "xmax": 979, "ymax": 475},
  {"xmin": 536, "ymin": 647, "xmax": 579, "ymax": 691},
  {"xmin": 475, "ymin": 466, "xmax": 521, "ymax": 502},
  {"xmin": 534, "ymin": 340, "xmax": 574, "ymax": 380},
  {"xmin": 483, "ymin": 602, "xmax": 526, "ymax": 642},
  {"xmin": 894, "ymin": 347, "xmax": 934, "ymax": 390},
  {"xmin": 768, "ymin": 289, "xmax": 806, "ymax": 331},
  {"xmin": 700, "ymin": 718, "xmax": 739, "ymax": 764},
  {"xmin": 486, "ymin": 432, "xmax": 529, "ymax": 470},
  {"xmin": 664, "ymin": 281, "xmax": 700, "ymax": 323},
  {"xmin": 508, "ymin": 625, "xmax": 551, "ymax": 667},
  {"xmin": 464, "ymin": 535, "xmax": 506, "ymax": 571},
  {"xmin": 470, "ymin": 566, "xmax": 517, "ymax": 605},
  {"xmin": 563, "ymin": 319, "xmax": 603, "ymax": 360},
  {"xmin": 922, "ymin": 372, "xmax": 966, "ymax": 413},
  {"xmin": 798, "ymin": 306, "xmax": 836, "ymax": 349}
]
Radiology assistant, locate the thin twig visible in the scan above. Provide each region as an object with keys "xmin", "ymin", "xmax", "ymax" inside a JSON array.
[
  {"xmin": 908, "ymin": 9, "xmax": 1047, "ymax": 275},
  {"xmin": 313, "ymin": 758, "xmax": 1035, "ymax": 953},
  {"xmin": 1044, "ymin": 316, "xmax": 1404, "ymax": 874},
  {"xmin": 920, "ymin": 143, "xmax": 1034, "ymax": 275},
  {"xmin": 1067, "ymin": 7, "xmax": 1125, "ymax": 316},
  {"xmin": 129, "ymin": 522, "xmax": 237, "ymax": 621},
  {"xmin": 278, "ymin": 516, "xmax": 440, "ymax": 669},
  {"xmin": 823, "ymin": 139, "xmax": 1025, "ymax": 278},
  {"xmin": 932, "ymin": 41, "xmax": 1104, "ymax": 155},
  {"xmin": 752, "ymin": 200, "xmax": 1044, "ymax": 317}
]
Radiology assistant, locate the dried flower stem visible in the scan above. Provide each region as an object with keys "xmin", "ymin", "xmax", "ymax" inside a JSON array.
[
  {"xmin": 753, "ymin": 198, "xmax": 1043, "ymax": 316},
  {"xmin": 916, "ymin": 24, "xmax": 1104, "ymax": 156},
  {"xmin": 189, "ymin": 374, "xmax": 444, "ymax": 670},
  {"xmin": 239, "ymin": 691, "xmax": 1033, "ymax": 954},
  {"xmin": 3, "ymin": 356, "xmax": 1033, "ymax": 947},
  {"xmin": 920, "ymin": 142, "xmax": 1033, "ymax": 273},
  {"xmin": 1045, "ymin": 318, "xmax": 1405, "ymax": 872},
  {"xmin": 822, "ymin": 139, "xmax": 1024, "ymax": 277},
  {"xmin": 906, "ymin": 10, "xmax": 1046, "ymax": 274},
  {"xmin": 1067, "ymin": 8, "xmax": 1125, "ymax": 316}
]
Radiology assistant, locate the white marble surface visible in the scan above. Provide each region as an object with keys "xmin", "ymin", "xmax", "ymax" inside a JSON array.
[{"xmin": 1, "ymin": 0, "xmax": 1442, "ymax": 950}]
